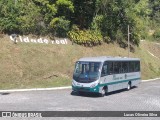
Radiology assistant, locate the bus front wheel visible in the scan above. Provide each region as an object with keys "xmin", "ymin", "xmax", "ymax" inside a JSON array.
[{"xmin": 99, "ymin": 87, "xmax": 106, "ymax": 97}]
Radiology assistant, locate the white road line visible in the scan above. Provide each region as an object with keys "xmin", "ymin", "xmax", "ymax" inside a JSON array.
[{"xmin": 0, "ymin": 78, "xmax": 159, "ymax": 93}]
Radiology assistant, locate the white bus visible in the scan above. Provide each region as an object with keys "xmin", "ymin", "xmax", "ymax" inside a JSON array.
[{"xmin": 72, "ymin": 56, "xmax": 141, "ymax": 97}]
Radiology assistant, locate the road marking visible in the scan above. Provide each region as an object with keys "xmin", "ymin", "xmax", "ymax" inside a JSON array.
[{"xmin": 0, "ymin": 78, "xmax": 159, "ymax": 93}]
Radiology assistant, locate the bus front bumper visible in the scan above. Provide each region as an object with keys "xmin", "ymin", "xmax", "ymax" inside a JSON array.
[{"xmin": 72, "ymin": 85, "xmax": 99, "ymax": 93}]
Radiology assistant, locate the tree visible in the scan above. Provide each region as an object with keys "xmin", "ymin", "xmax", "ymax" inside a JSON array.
[
  {"xmin": 72, "ymin": 0, "xmax": 96, "ymax": 29},
  {"xmin": 33, "ymin": 0, "xmax": 74, "ymax": 36},
  {"xmin": 92, "ymin": 0, "xmax": 151, "ymax": 46},
  {"xmin": 0, "ymin": 0, "xmax": 19, "ymax": 33},
  {"xmin": 0, "ymin": 0, "xmax": 42, "ymax": 34}
]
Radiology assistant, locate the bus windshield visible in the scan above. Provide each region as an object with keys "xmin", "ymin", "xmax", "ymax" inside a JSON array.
[{"xmin": 73, "ymin": 61, "xmax": 101, "ymax": 83}]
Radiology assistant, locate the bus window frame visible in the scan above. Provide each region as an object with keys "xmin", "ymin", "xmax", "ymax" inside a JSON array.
[{"xmin": 100, "ymin": 60, "xmax": 140, "ymax": 77}]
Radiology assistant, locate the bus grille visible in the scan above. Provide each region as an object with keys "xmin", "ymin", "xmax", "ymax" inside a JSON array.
[{"xmin": 79, "ymin": 87, "xmax": 90, "ymax": 91}]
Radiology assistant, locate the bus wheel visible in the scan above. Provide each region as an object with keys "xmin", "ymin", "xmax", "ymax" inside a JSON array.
[
  {"xmin": 127, "ymin": 82, "xmax": 131, "ymax": 90},
  {"xmin": 99, "ymin": 88, "xmax": 105, "ymax": 97}
]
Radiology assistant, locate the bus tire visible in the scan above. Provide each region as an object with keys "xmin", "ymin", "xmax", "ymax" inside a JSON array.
[
  {"xmin": 99, "ymin": 88, "xmax": 106, "ymax": 97},
  {"xmin": 127, "ymin": 82, "xmax": 131, "ymax": 91}
]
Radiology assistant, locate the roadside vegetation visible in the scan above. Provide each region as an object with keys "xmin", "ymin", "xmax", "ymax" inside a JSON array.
[
  {"xmin": 0, "ymin": 0, "xmax": 160, "ymax": 89},
  {"xmin": 0, "ymin": 0, "xmax": 160, "ymax": 46},
  {"xmin": 0, "ymin": 35, "xmax": 159, "ymax": 89}
]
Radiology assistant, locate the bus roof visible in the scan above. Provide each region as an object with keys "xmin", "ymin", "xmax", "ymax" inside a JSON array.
[{"xmin": 78, "ymin": 56, "xmax": 140, "ymax": 62}]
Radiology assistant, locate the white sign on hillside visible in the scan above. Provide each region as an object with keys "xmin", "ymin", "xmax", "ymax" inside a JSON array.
[{"xmin": 10, "ymin": 35, "xmax": 68, "ymax": 45}]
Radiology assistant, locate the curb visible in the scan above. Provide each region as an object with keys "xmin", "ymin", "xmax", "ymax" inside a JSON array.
[
  {"xmin": 0, "ymin": 86, "xmax": 71, "ymax": 93},
  {"xmin": 0, "ymin": 78, "xmax": 159, "ymax": 93},
  {"xmin": 141, "ymin": 77, "xmax": 160, "ymax": 82}
]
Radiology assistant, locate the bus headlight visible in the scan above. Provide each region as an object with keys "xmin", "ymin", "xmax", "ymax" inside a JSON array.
[
  {"xmin": 72, "ymin": 81, "xmax": 76, "ymax": 86},
  {"xmin": 90, "ymin": 83, "xmax": 97, "ymax": 88}
]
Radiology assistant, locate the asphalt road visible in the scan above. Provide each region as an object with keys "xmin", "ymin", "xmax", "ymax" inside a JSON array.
[{"xmin": 0, "ymin": 80, "xmax": 160, "ymax": 120}]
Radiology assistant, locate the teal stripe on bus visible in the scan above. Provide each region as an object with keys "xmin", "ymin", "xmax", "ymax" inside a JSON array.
[{"xmin": 99, "ymin": 78, "xmax": 141, "ymax": 87}]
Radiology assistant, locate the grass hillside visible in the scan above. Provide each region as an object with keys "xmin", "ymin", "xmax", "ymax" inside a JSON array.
[{"xmin": 0, "ymin": 34, "xmax": 160, "ymax": 89}]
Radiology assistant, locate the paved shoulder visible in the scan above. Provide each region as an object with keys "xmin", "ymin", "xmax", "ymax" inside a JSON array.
[{"xmin": 0, "ymin": 80, "xmax": 160, "ymax": 111}]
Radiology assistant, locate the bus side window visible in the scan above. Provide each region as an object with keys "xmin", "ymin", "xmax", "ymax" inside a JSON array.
[
  {"xmin": 135, "ymin": 61, "xmax": 140, "ymax": 72},
  {"xmin": 121, "ymin": 62, "xmax": 129, "ymax": 73},
  {"xmin": 101, "ymin": 62, "xmax": 107, "ymax": 77},
  {"xmin": 114, "ymin": 62, "xmax": 121, "ymax": 74},
  {"xmin": 129, "ymin": 61, "xmax": 135, "ymax": 72},
  {"xmin": 107, "ymin": 62, "xmax": 113, "ymax": 75}
]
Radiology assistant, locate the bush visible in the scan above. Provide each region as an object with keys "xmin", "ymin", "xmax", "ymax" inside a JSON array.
[
  {"xmin": 103, "ymin": 36, "xmax": 111, "ymax": 43},
  {"xmin": 68, "ymin": 26, "xmax": 103, "ymax": 46},
  {"xmin": 91, "ymin": 15, "xmax": 103, "ymax": 31},
  {"xmin": 50, "ymin": 17, "xmax": 70, "ymax": 37},
  {"xmin": 153, "ymin": 29, "xmax": 160, "ymax": 41}
]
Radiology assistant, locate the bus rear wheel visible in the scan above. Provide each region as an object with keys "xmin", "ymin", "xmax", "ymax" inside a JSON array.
[{"xmin": 127, "ymin": 82, "xmax": 131, "ymax": 90}]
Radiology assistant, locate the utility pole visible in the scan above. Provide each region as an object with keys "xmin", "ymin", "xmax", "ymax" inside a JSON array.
[{"xmin": 128, "ymin": 25, "xmax": 130, "ymax": 57}]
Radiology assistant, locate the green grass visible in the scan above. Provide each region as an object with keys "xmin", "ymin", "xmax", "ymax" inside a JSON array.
[{"xmin": 0, "ymin": 35, "xmax": 160, "ymax": 89}]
